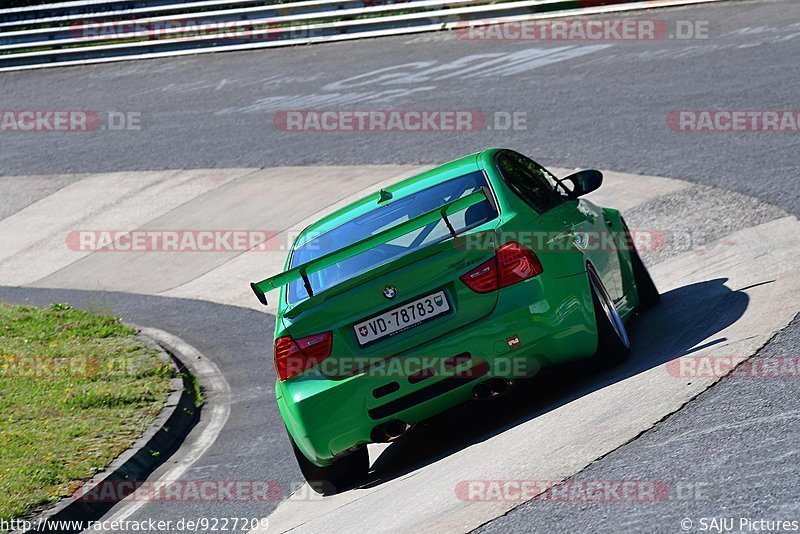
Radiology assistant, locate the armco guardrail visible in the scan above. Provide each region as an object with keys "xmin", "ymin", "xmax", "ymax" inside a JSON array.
[{"xmin": 0, "ymin": 0, "xmax": 724, "ymax": 72}]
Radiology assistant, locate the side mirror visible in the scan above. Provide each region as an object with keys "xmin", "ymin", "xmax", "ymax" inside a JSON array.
[{"xmin": 558, "ymin": 170, "xmax": 603, "ymax": 198}]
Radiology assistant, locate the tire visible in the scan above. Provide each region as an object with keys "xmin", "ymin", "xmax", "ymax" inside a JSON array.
[
  {"xmin": 287, "ymin": 429, "xmax": 369, "ymax": 495},
  {"xmin": 588, "ymin": 266, "xmax": 631, "ymax": 364},
  {"xmin": 631, "ymin": 247, "xmax": 660, "ymax": 310},
  {"xmin": 621, "ymin": 219, "xmax": 660, "ymax": 310}
]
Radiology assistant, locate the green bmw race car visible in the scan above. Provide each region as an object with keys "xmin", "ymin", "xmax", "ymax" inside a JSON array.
[{"xmin": 250, "ymin": 148, "xmax": 659, "ymax": 492}]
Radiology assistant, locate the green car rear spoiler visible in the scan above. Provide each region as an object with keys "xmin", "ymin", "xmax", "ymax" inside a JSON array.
[{"xmin": 250, "ymin": 188, "xmax": 492, "ymax": 306}]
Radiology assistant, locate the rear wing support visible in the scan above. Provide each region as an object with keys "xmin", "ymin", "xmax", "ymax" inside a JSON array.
[{"xmin": 249, "ymin": 189, "xmax": 491, "ymax": 306}]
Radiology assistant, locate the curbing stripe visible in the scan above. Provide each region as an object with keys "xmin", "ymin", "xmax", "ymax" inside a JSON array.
[
  {"xmin": 97, "ymin": 326, "xmax": 233, "ymax": 528},
  {"xmin": 0, "ymin": 169, "xmax": 253, "ymax": 287}
]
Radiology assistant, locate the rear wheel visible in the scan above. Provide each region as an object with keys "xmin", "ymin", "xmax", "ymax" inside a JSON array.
[
  {"xmin": 621, "ymin": 219, "xmax": 660, "ymax": 310},
  {"xmin": 588, "ymin": 266, "xmax": 631, "ymax": 364},
  {"xmin": 287, "ymin": 429, "xmax": 369, "ymax": 495}
]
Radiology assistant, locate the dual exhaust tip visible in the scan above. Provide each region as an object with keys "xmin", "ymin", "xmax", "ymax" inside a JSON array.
[
  {"xmin": 472, "ymin": 377, "xmax": 510, "ymax": 400},
  {"xmin": 370, "ymin": 377, "xmax": 510, "ymax": 442},
  {"xmin": 371, "ymin": 420, "xmax": 410, "ymax": 443}
]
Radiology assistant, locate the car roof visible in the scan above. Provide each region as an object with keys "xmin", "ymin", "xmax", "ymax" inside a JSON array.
[{"xmin": 293, "ymin": 149, "xmax": 496, "ymax": 248}]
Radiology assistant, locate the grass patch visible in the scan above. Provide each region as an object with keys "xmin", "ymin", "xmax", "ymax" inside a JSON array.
[{"xmin": 0, "ymin": 302, "xmax": 174, "ymax": 522}]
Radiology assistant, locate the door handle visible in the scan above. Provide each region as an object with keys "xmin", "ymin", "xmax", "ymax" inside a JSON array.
[
  {"xmin": 549, "ymin": 230, "xmax": 574, "ymax": 244},
  {"xmin": 549, "ymin": 229, "xmax": 589, "ymax": 249}
]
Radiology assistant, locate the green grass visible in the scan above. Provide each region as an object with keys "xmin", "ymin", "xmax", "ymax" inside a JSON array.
[{"xmin": 0, "ymin": 302, "xmax": 174, "ymax": 522}]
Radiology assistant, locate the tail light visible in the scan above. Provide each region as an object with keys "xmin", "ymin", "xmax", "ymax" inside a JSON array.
[
  {"xmin": 460, "ymin": 241, "xmax": 543, "ymax": 293},
  {"xmin": 274, "ymin": 331, "xmax": 332, "ymax": 381},
  {"xmin": 460, "ymin": 258, "xmax": 498, "ymax": 293}
]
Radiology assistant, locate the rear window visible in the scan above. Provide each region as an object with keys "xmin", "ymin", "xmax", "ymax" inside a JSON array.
[{"xmin": 287, "ymin": 171, "xmax": 497, "ymax": 303}]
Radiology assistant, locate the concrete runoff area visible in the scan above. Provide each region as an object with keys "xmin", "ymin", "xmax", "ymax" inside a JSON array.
[{"xmin": 0, "ymin": 164, "xmax": 797, "ymax": 531}]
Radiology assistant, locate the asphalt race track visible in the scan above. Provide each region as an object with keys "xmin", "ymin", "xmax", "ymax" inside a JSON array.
[
  {"xmin": 1, "ymin": 1, "xmax": 799, "ymax": 215},
  {"xmin": 1, "ymin": 0, "xmax": 799, "ymax": 532}
]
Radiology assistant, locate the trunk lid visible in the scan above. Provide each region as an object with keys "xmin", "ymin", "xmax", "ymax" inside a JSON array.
[{"xmin": 283, "ymin": 227, "xmax": 499, "ymax": 365}]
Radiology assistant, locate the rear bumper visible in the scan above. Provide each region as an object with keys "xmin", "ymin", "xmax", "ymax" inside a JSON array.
[{"xmin": 277, "ymin": 275, "xmax": 597, "ymax": 466}]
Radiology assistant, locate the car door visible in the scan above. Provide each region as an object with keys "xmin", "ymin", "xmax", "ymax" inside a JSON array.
[{"xmin": 495, "ymin": 151, "xmax": 622, "ymax": 300}]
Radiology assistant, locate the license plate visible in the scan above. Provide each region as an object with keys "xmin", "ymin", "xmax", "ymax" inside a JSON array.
[{"xmin": 354, "ymin": 291, "xmax": 450, "ymax": 346}]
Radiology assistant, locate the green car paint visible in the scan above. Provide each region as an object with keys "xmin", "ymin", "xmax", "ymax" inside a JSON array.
[{"xmin": 250, "ymin": 148, "xmax": 647, "ymax": 469}]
